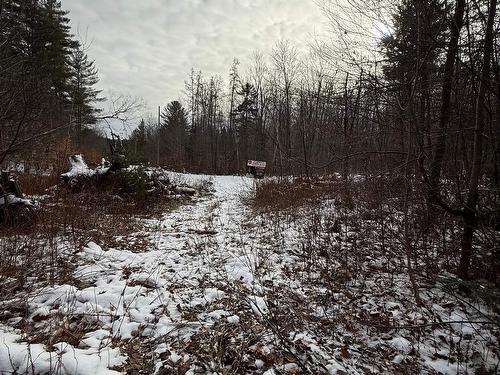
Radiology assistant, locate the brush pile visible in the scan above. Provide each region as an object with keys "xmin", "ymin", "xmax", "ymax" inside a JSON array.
[{"xmin": 60, "ymin": 154, "xmax": 205, "ymax": 198}]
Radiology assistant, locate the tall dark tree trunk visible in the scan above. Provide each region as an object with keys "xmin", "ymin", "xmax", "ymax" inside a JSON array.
[
  {"xmin": 458, "ymin": 0, "xmax": 497, "ymax": 279},
  {"xmin": 428, "ymin": 0, "xmax": 466, "ymax": 200}
]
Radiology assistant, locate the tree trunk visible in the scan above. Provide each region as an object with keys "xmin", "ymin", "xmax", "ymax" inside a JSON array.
[
  {"xmin": 428, "ymin": 0, "xmax": 465, "ymax": 199},
  {"xmin": 458, "ymin": 0, "xmax": 497, "ymax": 279}
]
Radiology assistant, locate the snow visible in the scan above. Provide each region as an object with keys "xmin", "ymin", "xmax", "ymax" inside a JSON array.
[
  {"xmin": 248, "ymin": 295, "xmax": 269, "ymax": 316},
  {"xmin": 389, "ymin": 336, "xmax": 412, "ymax": 354},
  {"xmin": 0, "ymin": 326, "xmax": 125, "ymax": 375},
  {"xmin": 0, "ymin": 194, "xmax": 33, "ymax": 206},
  {"xmin": 226, "ymin": 315, "xmax": 240, "ymax": 324},
  {"xmin": 60, "ymin": 154, "xmax": 95, "ymax": 180},
  {"xmin": 0, "ymin": 172, "xmax": 498, "ymax": 374},
  {"xmin": 96, "ymin": 158, "xmax": 111, "ymax": 175}
]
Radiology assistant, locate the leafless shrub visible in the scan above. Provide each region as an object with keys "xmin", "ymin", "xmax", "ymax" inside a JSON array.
[{"xmin": 252, "ymin": 177, "xmax": 337, "ymax": 212}]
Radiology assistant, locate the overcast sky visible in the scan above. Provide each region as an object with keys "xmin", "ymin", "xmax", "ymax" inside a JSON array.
[{"xmin": 66, "ymin": 0, "xmax": 327, "ymax": 117}]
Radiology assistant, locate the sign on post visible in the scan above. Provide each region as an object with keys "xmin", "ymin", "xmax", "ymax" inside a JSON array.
[{"xmin": 246, "ymin": 160, "xmax": 267, "ymax": 179}]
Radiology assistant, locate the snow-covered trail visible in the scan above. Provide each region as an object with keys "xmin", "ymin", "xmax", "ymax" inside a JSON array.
[
  {"xmin": 69, "ymin": 173, "xmax": 266, "ymax": 344},
  {"xmin": 2, "ymin": 173, "xmax": 498, "ymax": 375},
  {"xmin": 0, "ymin": 174, "xmax": 267, "ymax": 374},
  {"xmin": 147, "ymin": 174, "xmax": 261, "ymax": 293}
]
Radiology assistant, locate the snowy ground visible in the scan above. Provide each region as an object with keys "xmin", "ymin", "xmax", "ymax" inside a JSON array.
[{"xmin": 0, "ymin": 173, "xmax": 499, "ymax": 374}]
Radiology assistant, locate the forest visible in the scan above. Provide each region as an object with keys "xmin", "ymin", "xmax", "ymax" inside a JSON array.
[
  {"xmin": 0, "ymin": 0, "xmax": 499, "ymax": 374},
  {"xmin": 4, "ymin": 0, "xmax": 497, "ymax": 280},
  {"xmin": 126, "ymin": 0, "xmax": 499, "ymax": 282}
]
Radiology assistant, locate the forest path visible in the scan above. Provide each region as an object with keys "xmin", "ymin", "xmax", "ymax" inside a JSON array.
[
  {"xmin": 3, "ymin": 174, "xmax": 497, "ymax": 374},
  {"xmin": 0, "ymin": 174, "xmax": 271, "ymax": 375}
]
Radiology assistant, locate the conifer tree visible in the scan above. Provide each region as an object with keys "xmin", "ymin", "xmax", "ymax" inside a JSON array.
[
  {"xmin": 129, "ymin": 119, "xmax": 146, "ymax": 162},
  {"xmin": 381, "ymin": 0, "xmax": 446, "ymax": 152},
  {"xmin": 0, "ymin": 0, "xmax": 101, "ymax": 164},
  {"xmin": 160, "ymin": 101, "xmax": 188, "ymax": 166},
  {"xmin": 37, "ymin": 0, "xmax": 78, "ymax": 102},
  {"xmin": 69, "ymin": 44, "xmax": 103, "ymax": 137},
  {"xmin": 235, "ymin": 82, "xmax": 258, "ymax": 165}
]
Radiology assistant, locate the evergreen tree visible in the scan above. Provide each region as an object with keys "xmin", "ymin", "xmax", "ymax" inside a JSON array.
[
  {"xmin": 69, "ymin": 44, "xmax": 103, "ymax": 136},
  {"xmin": 160, "ymin": 101, "xmax": 188, "ymax": 166},
  {"xmin": 381, "ymin": 0, "xmax": 445, "ymax": 86},
  {"xmin": 0, "ymin": 0, "xmax": 81, "ymax": 164},
  {"xmin": 36, "ymin": 0, "xmax": 78, "ymax": 102},
  {"xmin": 235, "ymin": 83, "xmax": 258, "ymax": 165},
  {"xmin": 129, "ymin": 119, "xmax": 146, "ymax": 162},
  {"xmin": 161, "ymin": 101, "xmax": 188, "ymax": 129},
  {"xmin": 381, "ymin": 0, "xmax": 446, "ymax": 151}
]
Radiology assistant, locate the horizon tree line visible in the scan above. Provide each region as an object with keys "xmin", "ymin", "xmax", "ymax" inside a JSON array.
[
  {"xmin": 128, "ymin": 0, "xmax": 499, "ymax": 280},
  {"xmin": 1, "ymin": 0, "xmax": 498, "ymax": 281}
]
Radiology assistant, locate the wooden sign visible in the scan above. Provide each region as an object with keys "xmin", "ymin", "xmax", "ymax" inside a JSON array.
[
  {"xmin": 246, "ymin": 160, "xmax": 266, "ymax": 179},
  {"xmin": 247, "ymin": 160, "xmax": 267, "ymax": 168}
]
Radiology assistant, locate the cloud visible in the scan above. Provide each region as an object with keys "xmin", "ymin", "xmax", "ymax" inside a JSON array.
[{"xmin": 66, "ymin": 0, "xmax": 327, "ymax": 117}]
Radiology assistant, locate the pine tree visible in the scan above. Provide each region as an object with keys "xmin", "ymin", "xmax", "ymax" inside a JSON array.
[
  {"xmin": 160, "ymin": 101, "xmax": 188, "ymax": 166},
  {"xmin": 0, "ymin": 0, "xmax": 80, "ymax": 164},
  {"xmin": 0, "ymin": 1, "xmax": 25, "ymax": 54},
  {"xmin": 36, "ymin": 0, "xmax": 78, "ymax": 101},
  {"xmin": 129, "ymin": 119, "xmax": 146, "ymax": 162},
  {"xmin": 381, "ymin": 0, "xmax": 446, "ymax": 151},
  {"xmin": 381, "ymin": 0, "xmax": 445, "ymax": 86},
  {"xmin": 235, "ymin": 83, "xmax": 258, "ymax": 165},
  {"xmin": 69, "ymin": 44, "xmax": 103, "ymax": 137}
]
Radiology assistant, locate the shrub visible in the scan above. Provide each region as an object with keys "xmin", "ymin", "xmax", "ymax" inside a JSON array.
[{"xmin": 253, "ymin": 177, "xmax": 336, "ymax": 211}]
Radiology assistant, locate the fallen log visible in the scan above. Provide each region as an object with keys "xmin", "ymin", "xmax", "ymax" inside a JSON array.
[{"xmin": 60, "ymin": 154, "xmax": 97, "ymax": 187}]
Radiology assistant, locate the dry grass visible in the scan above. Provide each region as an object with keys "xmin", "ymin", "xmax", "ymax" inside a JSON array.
[
  {"xmin": 0, "ymin": 170, "xmax": 193, "ymax": 365},
  {"xmin": 251, "ymin": 173, "xmax": 465, "ymax": 277},
  {"xmin": 17, "ymin": 172, "xmax": 61, "ymax": 196},
  {"xmin": 252, "ymin": 172, "xmax": 499, "ymax": 284},
  {"xmin": 252, "ymin": 177, "xmax": 337, "ymax": 212},
  {"xmin": 241, "ymin": 174, "xmax": 499, "ymax": 374},
  {"xmin": 0, "ymin": 171, "xmax": 188, "ymax": 319}
]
